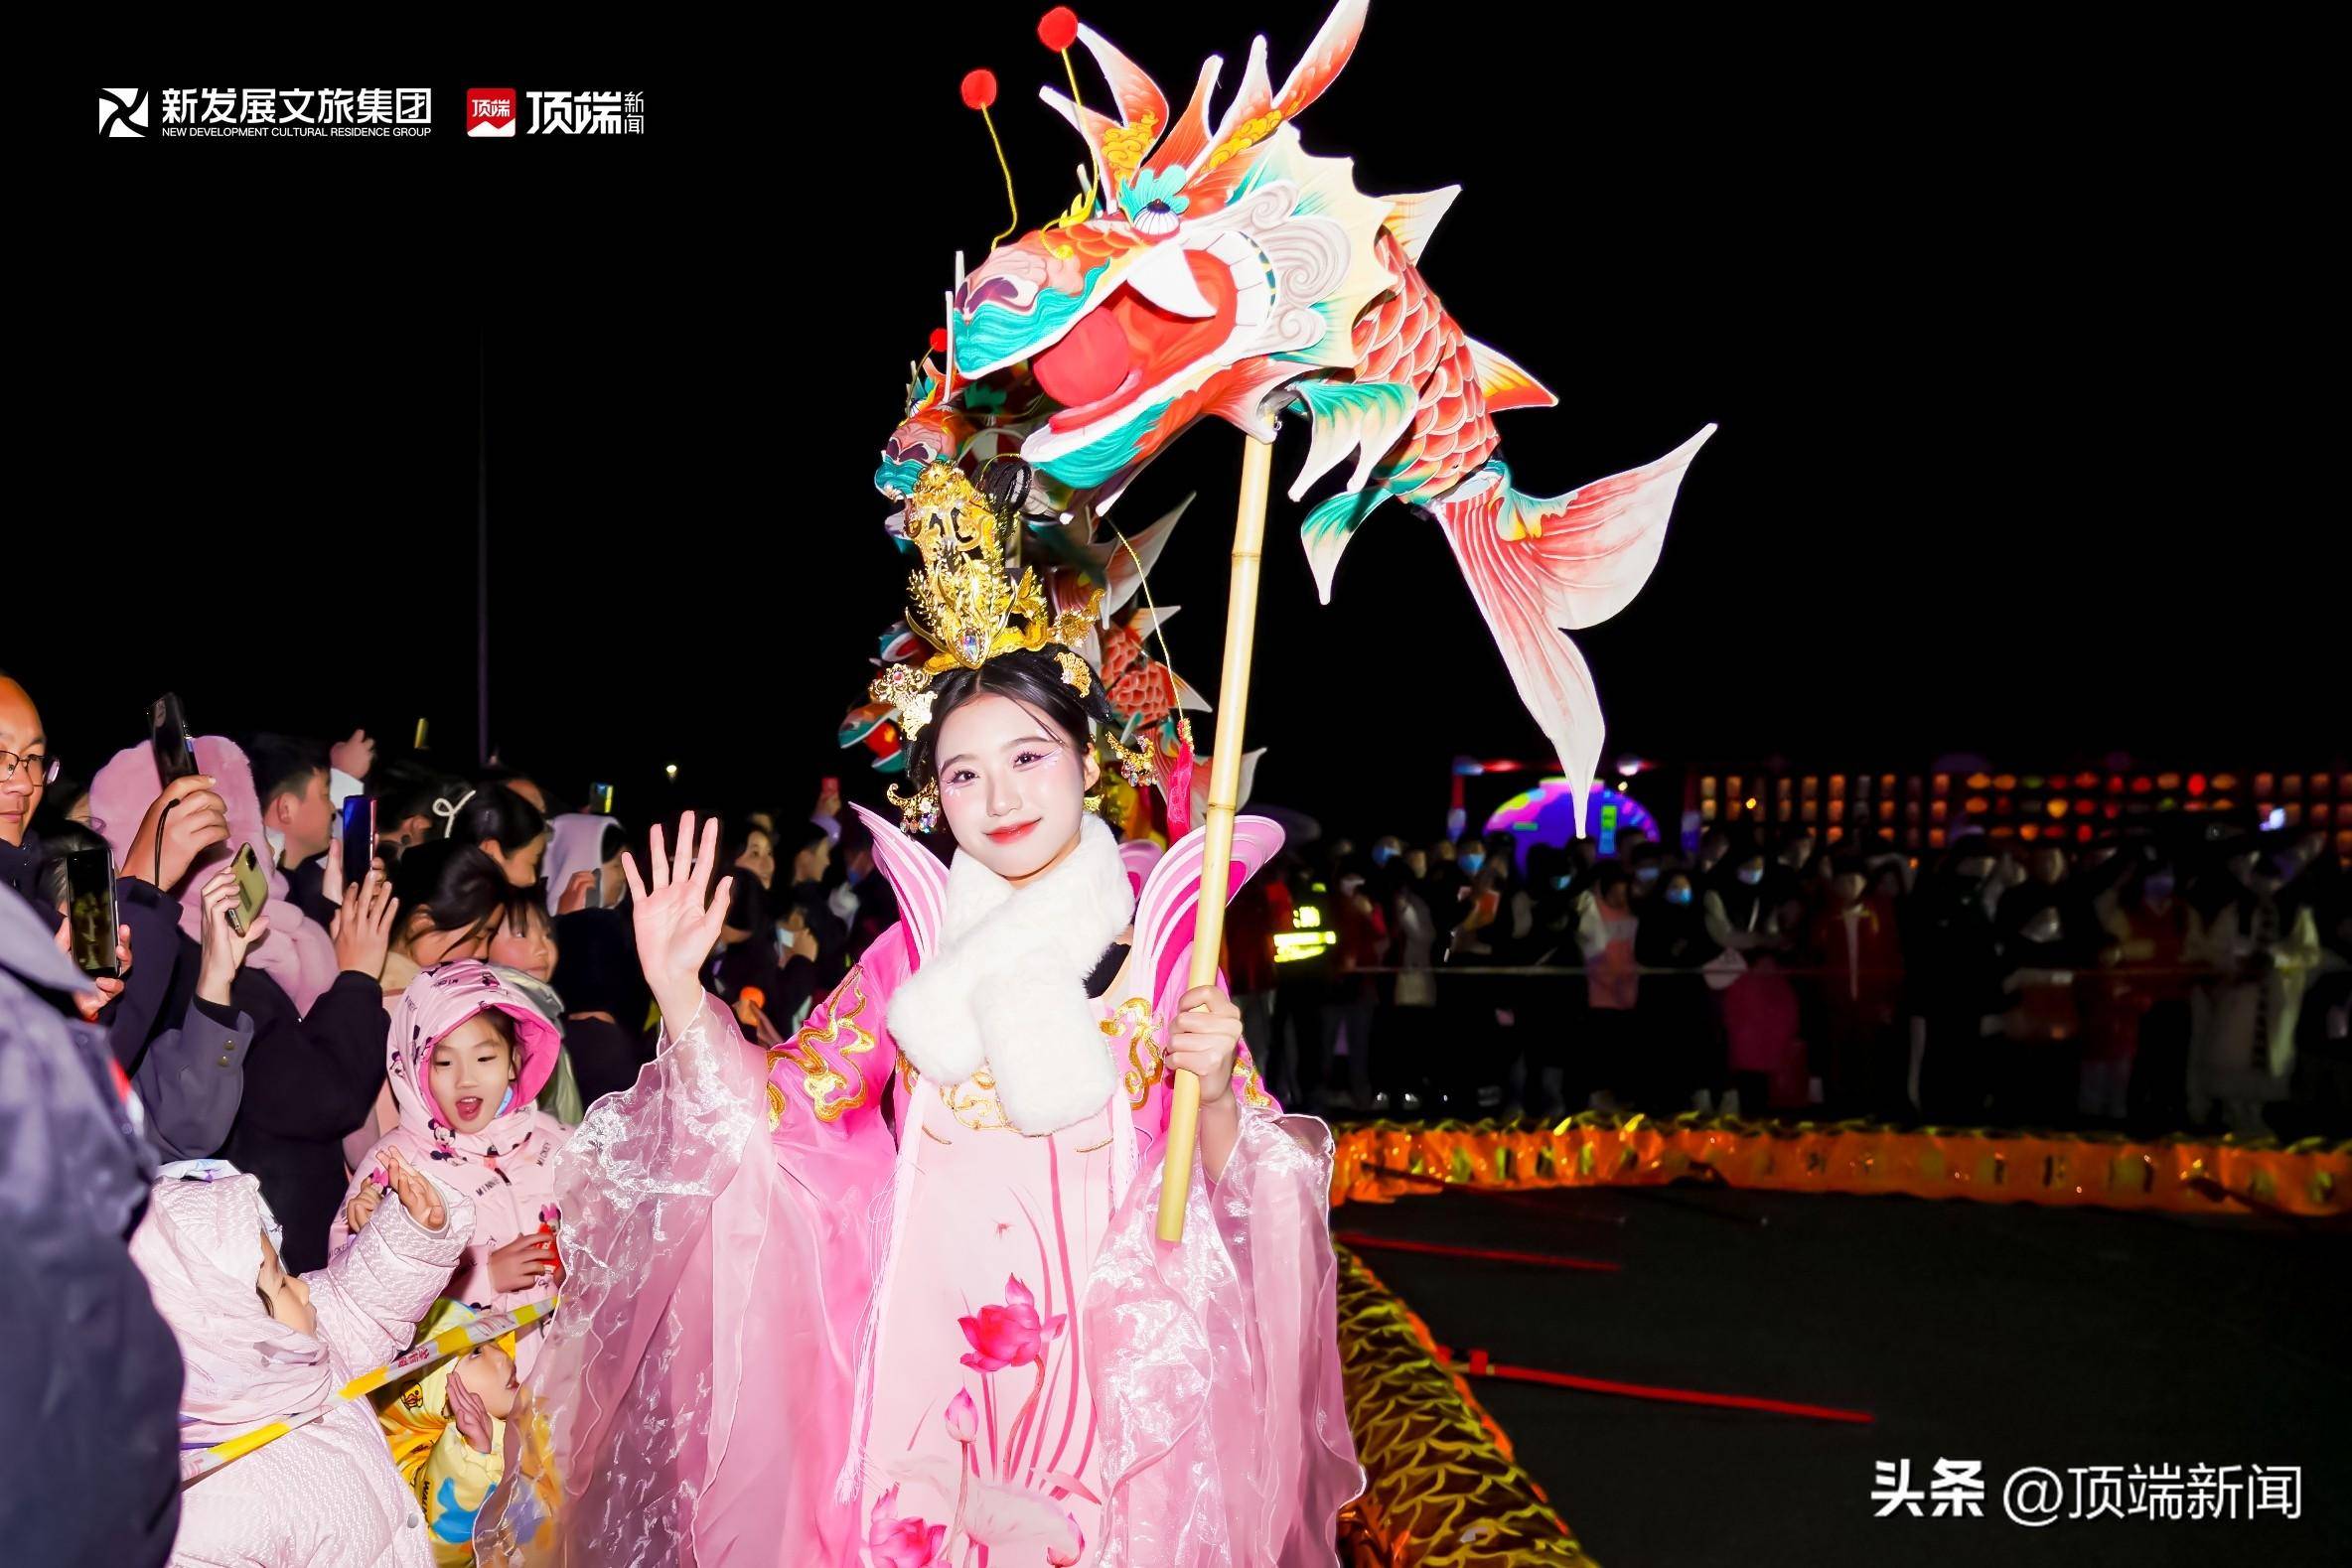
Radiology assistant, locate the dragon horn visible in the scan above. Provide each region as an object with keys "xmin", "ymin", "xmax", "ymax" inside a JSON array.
[
  {"xmin": 1073, "ymin": 21, "xmax": 1169, "ymax": 138},
  {"xmin": 1271, "ymin": 0, "xmax": 1370, "ymax": 120},
  {"xmin": 1145, "ymin": 54, "xmax": 1223, "ymax": 177}
]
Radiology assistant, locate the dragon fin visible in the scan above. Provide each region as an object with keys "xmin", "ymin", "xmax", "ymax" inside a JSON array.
[
  {"xmin": 1299, "ymin": 484, "xmax": 1395, "ymax": 603},
  {"xmin": 1382, "ymin": 186, "xmax": 1461, "ymax": 264},
  {"xmin": 1288, "ymin": 379, "xmax": 1414, "ymax": 500},
  {"xmin": 1464, "ymin": 336, "xmax": 1557, "ymax": 413}
]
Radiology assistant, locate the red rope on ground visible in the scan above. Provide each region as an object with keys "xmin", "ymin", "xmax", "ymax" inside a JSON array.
[
  {"xmin": 1332, "ymin": 1231, "xmax": 1623, "ymax": 1273},
  {"xmin": 1448, "ymin": 1348, "xmax": 1875, "ymax": 1424}
]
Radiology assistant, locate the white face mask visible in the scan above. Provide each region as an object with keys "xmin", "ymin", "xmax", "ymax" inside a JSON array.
[
  {"xmin": 2024, "ymin": 916, "xmax": 2062, "ymax": 942},
  {"xmin": 1737, "ymin": 867, "xmax": 1764, "ymax": 886}
]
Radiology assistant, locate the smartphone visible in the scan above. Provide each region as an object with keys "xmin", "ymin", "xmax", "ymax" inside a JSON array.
[
  {"xmin": 66, "ymin": 849, "xmax": 120, "ymax": 978},
  {"xmin": 149, "ymin": 692, "xmax": 200, "ymax": 784},
  {"xmin": 226, "ymin": 843, "xmax": 268, "ymax": 935},
  {"xmin": 588, "ymin": 782, "xmax": 615, "ymax": 815},
  {"xmin": 340, "ymin": 795, "xmax": 377, "ymax": 881}
]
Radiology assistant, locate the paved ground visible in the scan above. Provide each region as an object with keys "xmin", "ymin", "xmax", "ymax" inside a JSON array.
[{"xmin": 1335, "ymin": 1181, "xmax": 2351, "ymax": 1567}]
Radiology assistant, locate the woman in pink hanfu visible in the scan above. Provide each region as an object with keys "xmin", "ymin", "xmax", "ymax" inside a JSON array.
[{"xmin": 485, "ymin": 647, "xmax": 1361, "ymax": 1567}]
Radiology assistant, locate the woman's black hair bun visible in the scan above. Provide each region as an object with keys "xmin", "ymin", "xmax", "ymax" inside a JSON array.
[{"xmin": 978, "ymin": 455, "xmax": 1032, "ymax": 519}]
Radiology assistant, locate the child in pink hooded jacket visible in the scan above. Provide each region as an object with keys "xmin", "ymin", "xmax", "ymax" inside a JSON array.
[
  {"xmin": 332, "ymin": 961, "xmax": 567, "ymax": 1346},
  {"xmin": 130, "ymin": 1156, "xmax": 470, "ymax": 1568}
]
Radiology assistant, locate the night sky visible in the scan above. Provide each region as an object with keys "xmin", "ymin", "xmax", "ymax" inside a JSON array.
[{"xmin": 40, "ymin": 8, "xmax": 2336, "ymax": 843}]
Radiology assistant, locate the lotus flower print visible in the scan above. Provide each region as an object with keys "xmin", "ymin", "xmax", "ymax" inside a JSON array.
[
  {"xmin": 957, "ymin": 1274, "xmax": 1066, "ymax": 1373},
  {"xmin": 866, "ymin": 1485, "xmax": 947, "ymax": 1568}
]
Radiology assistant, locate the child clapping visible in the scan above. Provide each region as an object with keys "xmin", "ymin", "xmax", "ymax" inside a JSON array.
[
  {"xmin": 333, "ymin": 961, "xmax": 569, "ymax": 1336},
  {"xmin": 131, "ymin": 1151, "xmax": 470, "ymax": 1568},
  {"xmin": 379, "ymin": 1302, "xmax": 527, "ymax": 1564}
]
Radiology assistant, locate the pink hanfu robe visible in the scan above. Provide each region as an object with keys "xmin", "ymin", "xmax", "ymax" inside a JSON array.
[{"xmin": 479, "ymin": 813, "xmax": 1362, "ymax": 1566}]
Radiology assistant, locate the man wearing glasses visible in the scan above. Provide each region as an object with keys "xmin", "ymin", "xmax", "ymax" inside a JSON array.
[
  {"xmin": 0, "ymin": 672, "xmax": 63, "ymax": 901},
  {"xmin": 0, "ymin": 670, "xmax": 256, "ymax": 1163}
]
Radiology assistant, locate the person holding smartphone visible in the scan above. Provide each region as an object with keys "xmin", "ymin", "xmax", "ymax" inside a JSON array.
[
  {"xmin": 0, "ymin": 676, "xmax": 266, "ymax": 1151},
  {"xmin": 89, "ymin": 733, "xmax": 401, "ymax": 1272}
]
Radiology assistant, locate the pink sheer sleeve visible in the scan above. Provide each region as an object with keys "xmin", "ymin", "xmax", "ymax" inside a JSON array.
[
  {"xmin": 1088, "ymin": 941, "xmax": 1364, "ymax": 1562},
  {"xmin": 475, "ymin": 934, "xmax": 908, "ymax": 1567}
]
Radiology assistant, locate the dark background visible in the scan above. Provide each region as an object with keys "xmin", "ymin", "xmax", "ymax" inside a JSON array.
[{"xmin": 40, "ymin": 7, "xmax": 2337, "ymax": 842}]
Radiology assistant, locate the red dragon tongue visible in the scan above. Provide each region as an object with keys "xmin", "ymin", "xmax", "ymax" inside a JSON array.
[
  {"xmin": 1032, "ymin": 307, "xmax": 1131, "ymax": 409},
  {"xmin": 1035, "ymin": 253, "xmax": 1241, "ymax": 433}
]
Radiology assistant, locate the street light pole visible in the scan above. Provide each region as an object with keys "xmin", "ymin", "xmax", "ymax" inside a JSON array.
[{"xmin": 476, "ymin": 331, "xmax": 490, "ymax": 769}]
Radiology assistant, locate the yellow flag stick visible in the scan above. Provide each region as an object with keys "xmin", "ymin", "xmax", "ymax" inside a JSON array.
[
  {"xmin": 1157, "ymin": 434, "xmax": 1275, "ymax": 1242},
  {"xmin": 184, "ymin": 1298, "xmax": 556, "ymax": 1484}
]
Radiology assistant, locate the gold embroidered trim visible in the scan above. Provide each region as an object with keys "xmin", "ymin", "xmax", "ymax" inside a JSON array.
[
  {"xmin": 765, "ymin": 971, "xmax": 877, "ymax": 1131},
  {"xmin": 1105, "ymin": 997, "xmax": 1163, "ymax": 1109},
  {"xmin": 1233, "ymin": 1049, "xmax": 1275, "ymax": 1110},
  {"xmin": 942, "ymin": 1069, "xmax": 1012, "ymax": 1132}
]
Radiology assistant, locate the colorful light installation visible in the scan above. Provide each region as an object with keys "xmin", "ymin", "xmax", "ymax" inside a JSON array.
[{"xmin": 1486, "ymin": 780, "xmax": 1660, "ymax": 861}]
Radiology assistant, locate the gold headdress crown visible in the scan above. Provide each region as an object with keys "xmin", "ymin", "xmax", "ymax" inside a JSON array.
[
  {"xmin": 880, "ymin": 462, "xmax": 1152, "ymax": 834},
  {"xmin": 901, "ymin": 461, "xmax": 1099, "ymax": 674}
]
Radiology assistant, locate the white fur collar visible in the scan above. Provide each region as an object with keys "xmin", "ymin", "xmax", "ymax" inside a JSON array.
[{"xmin": 885, "ymin": 814, "xmax": 1132, "ymax": 1135}]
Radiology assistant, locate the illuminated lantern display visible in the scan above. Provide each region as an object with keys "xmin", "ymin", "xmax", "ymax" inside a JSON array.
[
  {"xmin": 1485, "ymin": 780, "xmax": 1660, "ymax": 861},
  {"xmin": 1688, "ymin": 760, "xmax": 2343, "ymax": 856}
]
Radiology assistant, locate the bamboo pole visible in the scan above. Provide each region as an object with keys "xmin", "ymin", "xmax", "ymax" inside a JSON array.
[{"xmin": 1157, "ymin": 434, "xmax": 1276, "ymax": 1242}]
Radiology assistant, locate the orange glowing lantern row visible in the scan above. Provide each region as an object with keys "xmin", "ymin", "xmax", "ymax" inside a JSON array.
[{"xmin": 1330, "ymin": 1118, "xmax": 2352, "ymax": 1218}]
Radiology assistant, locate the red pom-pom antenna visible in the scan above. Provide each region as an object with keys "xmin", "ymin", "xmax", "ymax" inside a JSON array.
[
  {"xmin": 1038, "ymin": 7, "xmax": 1080, "ymax": 52},
  {"xmin": 960, "ymin": 67, "xmax": 1021, "ymax": 248},
  {"xmin": 929, "ymin": 328, "xmax": 951, "ymax": 355},
  {"xmin": 1037, "ymin": 8, "xmax": 1091, "ymax": 147}
]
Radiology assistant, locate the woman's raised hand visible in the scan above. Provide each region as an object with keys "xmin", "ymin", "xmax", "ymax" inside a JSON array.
[{"xmin": 624, "ymin": 811, "xmax": 733, "ymax": 1034}]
